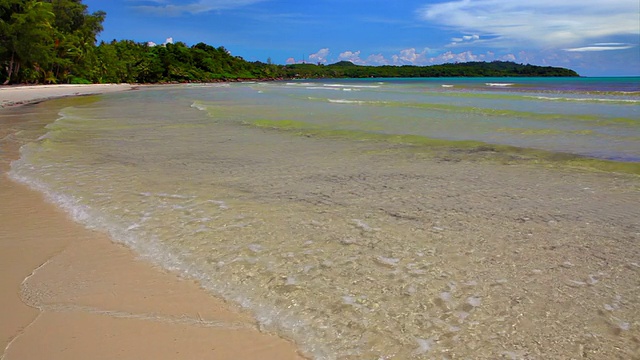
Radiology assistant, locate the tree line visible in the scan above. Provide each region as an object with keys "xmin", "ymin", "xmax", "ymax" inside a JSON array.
[
  {"xmin": 281, "ymin": 61, "xmax": 579, "ymax": 78},
  {"xmin": 0, "ymin": 0, "xmax": 579, "ymax": 85},
  {"xmin": 0, "ymin": 0, "xmax": 276, "ymax": 84}
]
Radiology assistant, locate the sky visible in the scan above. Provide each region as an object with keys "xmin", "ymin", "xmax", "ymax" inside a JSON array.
[{"xmin": 83, "ymin": 0, "xmax": 640, "ymax": 76}]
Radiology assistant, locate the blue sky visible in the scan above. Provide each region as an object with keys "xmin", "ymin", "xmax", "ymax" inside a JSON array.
[{"xmin": 83, "ymin": 0, "xmax": 640, "ymax": 76}]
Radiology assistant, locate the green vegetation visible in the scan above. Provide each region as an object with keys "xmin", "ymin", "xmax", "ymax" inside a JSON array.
[
  {"xmin": 282, "ymin": 61, "xmax": 579, "ymax": 78},
  {"xmin": 92, "ymin": 41, "xmax": 269, "ymax": 83},
  {"xmin": 0, "ymin": 0, "xmax": 273, "ymax": 84},
  {"xmin": 0, "ymin": 0, "xmax": 105, "ymax": 84},
  {"xmin": 0, "ymin": 0, "xmax": 578, "ymax": 84}
]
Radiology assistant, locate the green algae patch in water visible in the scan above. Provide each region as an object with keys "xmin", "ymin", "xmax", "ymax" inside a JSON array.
[
  {"xmin": 251, "ymin": 119, "xmax": 640, "ymax": 175},
  {"xmin": 252, "ymin": 119, "xmax": 483, "ymax": 147},
  {"xmin": 302, "ymin": 97, "xmax": 638, "ymax": 126},
  {"xmin": 558, "ymin": 157, "xmax": 640, "ymax": 175}
]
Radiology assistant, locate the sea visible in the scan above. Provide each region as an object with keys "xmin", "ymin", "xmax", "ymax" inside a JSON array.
[{"xmin": 3, "ymin": 77, "xmax": 640, "ymax": 359}]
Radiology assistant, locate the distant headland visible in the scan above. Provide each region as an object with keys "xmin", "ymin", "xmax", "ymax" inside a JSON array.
[{"xmin": 279, "ymin": 60, "xmax": 579, "ymax": 79}]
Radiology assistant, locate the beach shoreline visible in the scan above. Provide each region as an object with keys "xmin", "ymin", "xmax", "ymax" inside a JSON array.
[
  {"xmin": 2, "ymin": 82, "xmax": 638, "ymax": 359},
  {"xmin": 0, "ymin": 87, "xmax": 304, "ymax": 360},
  {"xmin": 0, "ymin": 83, "xmax": 137, "ymax": 109}
]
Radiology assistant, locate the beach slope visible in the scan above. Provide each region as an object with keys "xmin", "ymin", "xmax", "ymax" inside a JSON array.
[
  {"xmin": 1, "ymin": 84, "xmax": 135, "ymax": 108},
  {"xmin": 0, "ymin": 85, "xmax": 303, "ymax": 360}
]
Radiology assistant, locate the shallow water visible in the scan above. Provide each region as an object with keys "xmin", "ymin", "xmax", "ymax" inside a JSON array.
[
  {"xmin": 201, "ymin": 78, "xmax": 640, "ymax": 162},
  {"xmin": 4, "ymin": 79, "xmax": 640, "ymax": 359}
]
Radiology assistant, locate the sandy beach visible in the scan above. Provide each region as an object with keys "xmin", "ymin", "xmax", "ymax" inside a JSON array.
[
  {"xmin": 0, "ymin": 84, "xmax": 137, "ymax": 109},
  {"xmin": 0, "ymin": 85, "xmax": 303, "ymax": 360},
  {"xmin": 2, "ymin": 82, "xmax": 639, "ymax": 359}
]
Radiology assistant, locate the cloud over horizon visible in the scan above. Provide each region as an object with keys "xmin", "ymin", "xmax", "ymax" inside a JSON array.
[{"xmin": 307, "ymin": 47, "xmax": 523, "ymax": 67}]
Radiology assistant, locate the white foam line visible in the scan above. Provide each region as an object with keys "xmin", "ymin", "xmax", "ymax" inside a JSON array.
[
  {"xmin": 327, "ymin": 99, "xmax": 367, "ymax": 105},
  {"xmin": 4, "ymin": 251, "xmax": 254, "ymax": 360},
  {"xmin": 323, "ymin": 84, "xmax": 380, "ymax": 88},
  {"xmin": 305, "ymin": 86, "xmax": 342, "ymax": 91},
  {"xmin": 37, "ymin": 304, "xmax": 255, "ymax": 330},
  {"xmin": 2, "ymin": 257, "xmax": 57, "ymax": 360},
  {"xmin": 8, "ymin": 164, "xmax": 328, "ymax": 359},
  {"xmin": 0, "ymin": 312, "xmax": 42, "ymax": 360},
  {"xmin": 527, "ymin": 96, "xmax": 639, "ymax": 103},
  {"xmin": 485, "ymin": 83, "xmax": 514, "ymax": 87},
  {"xmin": 191, "ymin": 102, "xmax": 207, "ymax": 111},
  {"xmin": 21, "ymin": 259, "xmax": 56, "ymax": 296}
]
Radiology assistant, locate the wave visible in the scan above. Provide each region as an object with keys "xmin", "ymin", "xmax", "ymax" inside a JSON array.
[
  {"xmin": 485, "ymin": 83, "xmax": 514, "ymax": 87},
  {"xmin": 526, "ymin": 96, "xmax": 640, "ymax": 104},
  {"xmin": 190, "ymin": 101, "xmax": 207, "ymax": 111},
  {"xmin": 304, "ymin": 86, "xmax": 344, "ymax": 91},
  {"xmin": 305, "ymin": 96, "xmax": 637, "ymax": 125},
  {"xmin": 8, "ymin": 150, "xmax": 325, "ymax": 360},
  {"xmin": 323, "ymin": 84, "xmax": 381, "ymax": 89},
  {"xmin": 327, "ymin": 99, "xmax": 370, "ymax": 105}
]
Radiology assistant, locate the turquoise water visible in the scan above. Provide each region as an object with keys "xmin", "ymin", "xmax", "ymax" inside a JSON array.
[
  {"xmin": 4, "ymin": 78, "xmax": 640, "ymax": 359},
  {"xmin": 200, "ymin": 77, "xmax": 640, "ymax": 162}
]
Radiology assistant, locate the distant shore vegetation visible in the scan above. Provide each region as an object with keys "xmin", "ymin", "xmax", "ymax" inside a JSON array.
[
  {"xmin": 283, "ymin": 61, "xmax": 579, "ymax": 79},
  {"xmin": 0, "ymin": 0, "xmax": 579, "ymax": 85}
]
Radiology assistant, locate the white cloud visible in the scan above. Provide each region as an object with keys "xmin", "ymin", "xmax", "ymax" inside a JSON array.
[
  {"xmin": 146, "ymin": 37, "xmax": 174, "ymax": 47},
  {"xmin": 593, "ymin": 42, "xmax": 633, "ymax": 46},
  {"xmin": 501, "ymin": 53, "xmax": 516, "ymax": 62},
  {"xmin": 564, "ymin": 44, "xmax": 635, "ymax": 52},
  {"xmin": 332, "ymin": 48, "xmax": 520, "ymax": 66},
  {"xmin": 309, "ymin": 48, "xmax": 330, "ymax": 64},
  {"xmin": 338, "ymin": 51, "xmax": 391, "ymax": 66},
  {"xmin": 338, "ymin": 50, "xmax": 363, "ymax": 64},
  {"xmin": 450, "ymin": 34, "xmax": 481, "ymax": 46},
  {"xmin": 293, "ymin": 48, "xmax": 549, "ymax": 68},
  {"xmin": 418, "ymin": 0, "xmax": 640, "ymax": 49},
  {"xmin": 133, "ymin": 0, "xmax": 268, "ymax": 16},
  {"xmin": 285, "ymin": 49, "xmax": 330, "ymax": 64},
  {"xmin": 428, "ymin": 50, "xmax": 481, "ymax": 63},
  {"xmin": 392, "ymin": 48, "xmax": 430, "ymax": 65},
  {"xmin": 452, "ymin": 35, "xmax": 479, "ymax": 43},
  {"xmin": 365, "ymin": 54, "xmax": 389, "ymax": 66}
]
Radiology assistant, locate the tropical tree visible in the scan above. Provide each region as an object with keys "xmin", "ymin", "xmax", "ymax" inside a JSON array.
[
  {"xmin": 46, "ymin": 0, "xmax": 105, "ymax": 82},
  {"xmin": 0, "ymin": 0, "xmax": 55, "ymax": 84}
]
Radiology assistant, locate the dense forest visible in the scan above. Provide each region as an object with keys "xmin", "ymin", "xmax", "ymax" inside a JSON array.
[
  {"xmin": 282, "ymin": 61, "xmax": 579, "ymax": 78},
  {"xmin": 0, "ymin": 0, "xmax": 579, "ymax": 85}
]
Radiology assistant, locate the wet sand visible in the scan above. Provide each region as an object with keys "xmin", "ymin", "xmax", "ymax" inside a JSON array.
[{"xmin": 0, "ymin": 86, "xmax": 303, "ymax": 360}]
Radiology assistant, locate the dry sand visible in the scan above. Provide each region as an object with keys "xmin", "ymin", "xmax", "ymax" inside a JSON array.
[
  {"xmin": 0, "ymin": 85, "xmax": 304, "ymax": 360},
  {"xmin": 0, "ymin": 84, "xmax": 135, "ymax": 108}
]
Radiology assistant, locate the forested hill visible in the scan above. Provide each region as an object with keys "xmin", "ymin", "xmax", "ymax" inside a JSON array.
[
  {"xmin": 281, "ymin": 61, "xmax": 579, "ymax": 78},
  {"xmin": 0, "ymin": 1, "xmax": 578, "ymax": 85}
]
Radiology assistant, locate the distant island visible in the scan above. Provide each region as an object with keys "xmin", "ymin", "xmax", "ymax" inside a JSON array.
[
  {"xmin": 0, "ymin": 1, "xmax": 579, "ymax": 85},
  {"xmin": 279, "ymin": 60, "xmax": 579, "ymax": 79}
]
